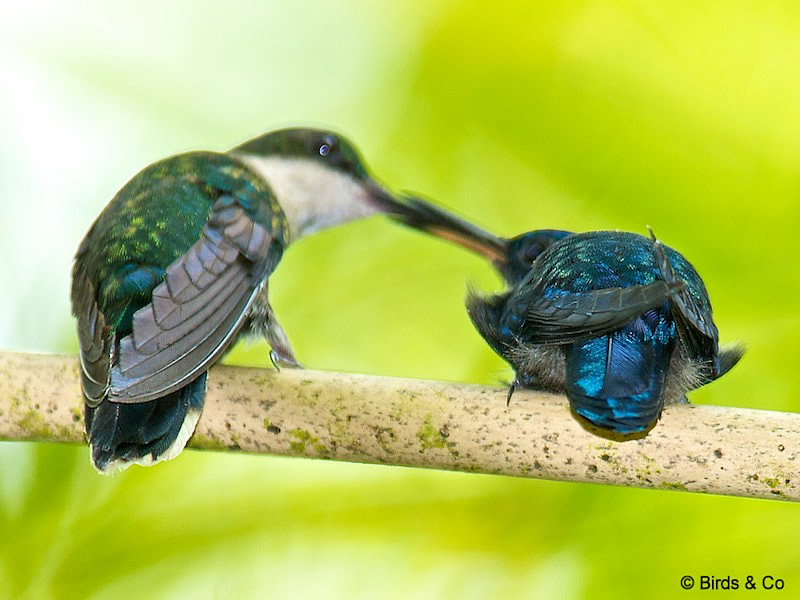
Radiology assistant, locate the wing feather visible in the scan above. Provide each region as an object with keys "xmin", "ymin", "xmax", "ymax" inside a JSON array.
[
  {"xmin": 518, "ymin": 280, "xmax": 684, "ymax": 344},
  {"xmin": 651, "ymin": 235, "xmax": 720, "ymax": 370},
  {"xmin": 107, "ymin": 195, "xmax": 274, "ymax": 403},
  {"xmin": 71, "ymin": 260, "xmax": 113, "ymax": 406}
]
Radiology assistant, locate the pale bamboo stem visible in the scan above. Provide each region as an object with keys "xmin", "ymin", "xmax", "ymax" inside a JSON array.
[{"xmin": 0, "ymin": 351, "xmax": 797, "ymax": 501}]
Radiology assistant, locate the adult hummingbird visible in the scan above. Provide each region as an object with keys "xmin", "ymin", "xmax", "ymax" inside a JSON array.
[
  {"xmin": 388, "ymin": 197, "xmax": 743, "ymax": 435},
  {"xmin": 72, "ymin": 127, "xmax": 412, "ymax": 473}
]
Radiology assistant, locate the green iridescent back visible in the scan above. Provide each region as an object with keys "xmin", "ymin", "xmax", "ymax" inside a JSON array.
[{"xmin": 74, "ymin": 151, "xmax": 289, "ymax": 338}]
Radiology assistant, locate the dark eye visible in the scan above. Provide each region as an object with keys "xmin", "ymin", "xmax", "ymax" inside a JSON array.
[
  {"xmin": 524, "ymin": 243, "xmax": 543, "ymax": 262},
  {"xmin": 319, "ymin": 143, "xmax": 331, "ymax": 157}
]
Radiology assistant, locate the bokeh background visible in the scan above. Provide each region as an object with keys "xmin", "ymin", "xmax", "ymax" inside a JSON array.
[{"xmin": 1, "ymin": 1, "xmax": 799, "ymax": 598}]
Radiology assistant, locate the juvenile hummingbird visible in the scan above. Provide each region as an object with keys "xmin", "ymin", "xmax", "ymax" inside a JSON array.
[
  {"xmin": 72, "ymin": 128, "xmax": 411, "ymax": 473},
  {"xmin": 388, "ymin": 197, "xmax": 743, "ymax": 435}
]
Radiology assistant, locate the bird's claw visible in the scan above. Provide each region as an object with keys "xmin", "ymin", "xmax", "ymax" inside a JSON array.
[
  {"xmin": 269, "ymin": 348, "xmax": 303, "ymax": 371},
  {"xmin": 506, "ymin": 379, "xmax": 517, "ymax": 407}
]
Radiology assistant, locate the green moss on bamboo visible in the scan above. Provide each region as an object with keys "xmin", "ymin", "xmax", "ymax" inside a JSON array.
[
  {"xmin": 416, "ymin": 415, "xmax": 458, "ymax": 459},
  {"xmin": 288, "ymin": 428, "xmax": 328, "ymax": 456},
  {"xmin": 660, "ymin": 481, "xmax": 688, "ymax": 491},
  {"xmin": 191, "ymin": 433, "xmax": 227, "ymax": 451}
]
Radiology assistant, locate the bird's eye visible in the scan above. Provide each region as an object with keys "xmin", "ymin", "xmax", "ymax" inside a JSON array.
[
  {"xmin": 319, "ymin": 143, "xmax": 331, "ymax": 157},
  {"xmin": 524, "ymin": 244, "xmax": 543, "ymax": 262}
]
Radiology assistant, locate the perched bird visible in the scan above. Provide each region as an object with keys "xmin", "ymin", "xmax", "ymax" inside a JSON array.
[
  {"xmin": 388, "ymin": 197, "xmax": 743, "ymax": 435},
  {"xmin": 72, "ymin": 127, "xmax": 408, "ymax": 472}
]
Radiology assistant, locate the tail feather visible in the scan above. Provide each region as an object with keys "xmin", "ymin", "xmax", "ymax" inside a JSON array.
[
  {"xmin": 377, "ymin": 193, "xmax": 508, "ymax": 263},
  {"xmin": 86, "ymin": 372, "xmax": 207, "ymax": 473},
  {"xmin": 687, "ymin": 342, "xmax": 746, "ymax": 390},
  {"xmin": 716, "ymin": 343, "xmax": 745, "ymax": 379},
  {"xmin": 565, "ymin": 328, "xmax": 671, "ymax": 434}
]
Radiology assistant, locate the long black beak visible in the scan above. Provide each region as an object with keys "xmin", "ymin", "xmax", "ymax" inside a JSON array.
[{"xmin": 366, "ymin": 187, "xmax": 508, "ymax": 264}]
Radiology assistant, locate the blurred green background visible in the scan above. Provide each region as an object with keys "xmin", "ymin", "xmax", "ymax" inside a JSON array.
[{"xmin": 1, "ymin": 0, "xmax": 799, "ymax": 598}]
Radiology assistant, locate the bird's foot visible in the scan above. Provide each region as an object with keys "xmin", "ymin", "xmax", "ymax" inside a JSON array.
[
  {"xmin": 266, "ymin": 323, "xmax": 302, "ymax": 371},
  {"xmin": 506, "ymin": 378, "xmax": 518, "ymax": 407},
  {"xmin": 256, "ymin": 294, "xmax": 303, "ymax": 370},
  {"xmin": 269, "ymin": 349, "xmax": 302, "ymax": 371}
]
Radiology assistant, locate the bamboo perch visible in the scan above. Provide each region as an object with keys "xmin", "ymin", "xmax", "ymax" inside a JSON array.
[{"xmin": 0, "ymin": 350, "xmax": 797, "ymax": 501}]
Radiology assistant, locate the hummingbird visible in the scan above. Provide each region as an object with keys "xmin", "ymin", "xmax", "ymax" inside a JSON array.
[
  {"xmin": 387, "ymin": 196, "xmax": 744, "ymax": 435},
  {"xmin": 72, "ymin": 127, "xmax": 413, "ymax": 473}
]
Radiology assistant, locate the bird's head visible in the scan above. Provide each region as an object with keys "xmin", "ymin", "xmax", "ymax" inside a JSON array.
[
  {"xmin": 232, "ymin": 127, "xmax": 396, "ymax": 240},
  {"xmin": 498, "ymin": 229, "xmax": 573, "ymax": 285}
]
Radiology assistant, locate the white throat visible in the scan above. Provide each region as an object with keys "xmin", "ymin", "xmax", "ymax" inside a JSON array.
[{"xmin": 233, "ymin": 153, "xmax": 380, "ymax": 241}]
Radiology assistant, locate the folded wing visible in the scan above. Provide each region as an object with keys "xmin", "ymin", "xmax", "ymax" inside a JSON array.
[
  {"xmin": 514, "ymin": 280, "xmax": 683, "ymax": 345},
  {"xmin": 107, "ymin": 195, "xmax": 275, "ymax": 403}
]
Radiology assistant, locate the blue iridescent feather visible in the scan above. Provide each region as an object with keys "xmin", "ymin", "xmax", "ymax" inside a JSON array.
[{"xmin": 467, "ymin": 230, "xmax": 743, "ymax": 435}]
